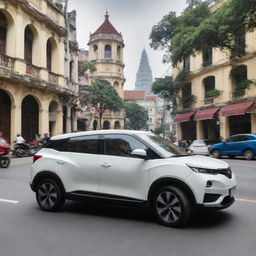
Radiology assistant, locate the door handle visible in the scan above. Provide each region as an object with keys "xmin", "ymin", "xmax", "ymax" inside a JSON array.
[
  {"xmin": 100, "ymin": 163, "xmax": 111, "ymax": 168},
  {"xmin": 57, "ymin": 160, "xmax": 64, "ymax": 164}
]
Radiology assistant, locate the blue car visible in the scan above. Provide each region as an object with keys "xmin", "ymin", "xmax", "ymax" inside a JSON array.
[{"xmin": 209, "ymin": 134, "xmax": 256, "ymax": 160}]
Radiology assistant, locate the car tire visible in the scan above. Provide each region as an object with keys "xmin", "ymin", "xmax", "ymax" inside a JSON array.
[
  {"xmin": 152, "ymin": 186, "xmax": 191, "ymax": 228},
  {"xmin": 243, "ymin": 149, "xmax": 255, "ymax": 160},
  {"xmin": 36, "ymin": 179, "xmax": 65, "ymax": 211},
  {"xmin": 0, "ymin": 157, "xmax": 10, "ymax": 168},
  {"xmin": 211, "ymin": 149, "xmax": 221, "ymax": 159}
]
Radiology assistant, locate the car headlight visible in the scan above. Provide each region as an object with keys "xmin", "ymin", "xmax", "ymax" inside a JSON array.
[{"xmin": 188, "ymin": 165, "xmax": 232, "ymax": 178}]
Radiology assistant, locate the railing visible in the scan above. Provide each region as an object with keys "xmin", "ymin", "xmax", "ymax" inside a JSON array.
[
  {"xmin": 0, "ymin": 55, "xmax": 14, "ymax": 70},
  {"xmin": 232, "ymin": 90, "xmax": 245, "ymax": 98},
  {"xmin": 204, "ymin": 97, "xmax": 214, "ymax": 105},
  {"xmin": 48, "ymin": 72, "xmax": 58, "ymax": 84},
  {"xmin": 26, "ymin": 64, "xmax": 40, "ymax": 77}
]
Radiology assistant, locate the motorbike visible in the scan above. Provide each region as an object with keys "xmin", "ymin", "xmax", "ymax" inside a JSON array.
[
  {"xmin": 12, "ymin": 140, "xmax": 42, "ymax": 158},
  {"xmin": 0, "ymin": 138, "xmax": 11, "ymax": 168}
]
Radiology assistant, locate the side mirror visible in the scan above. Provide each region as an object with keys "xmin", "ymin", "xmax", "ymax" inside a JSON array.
[{"xmin": 131, "ymin": 149, "xmax": 147, "ymax": 158}]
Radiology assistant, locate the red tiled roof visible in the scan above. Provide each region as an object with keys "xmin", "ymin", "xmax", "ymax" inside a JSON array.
[
  {"xmin": 145, "ymin": 96, "xmax": 156, "ymax": 101},
  {"xmin": 124, "ymin": 90, "xmax": 146, "ymax": 100},
  {"xmin": 93, "ymin": 15, "xmax": 119, "ymax": 35}
]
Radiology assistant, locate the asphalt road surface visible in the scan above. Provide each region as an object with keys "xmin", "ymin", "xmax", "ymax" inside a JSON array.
[{"xmin": 0, "ymin": 157, "xmax": 256, "ymax": 256}]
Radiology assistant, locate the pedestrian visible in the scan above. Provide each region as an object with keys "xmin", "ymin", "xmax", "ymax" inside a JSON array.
[{"xmin": 42, "ymin": 133, "xmax": 50, "ymax": 144}]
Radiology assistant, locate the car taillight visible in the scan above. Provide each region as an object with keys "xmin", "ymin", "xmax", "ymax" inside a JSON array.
[{"xmin": 33, "ymin": 155, "xmax": 42, "ymax": 163}]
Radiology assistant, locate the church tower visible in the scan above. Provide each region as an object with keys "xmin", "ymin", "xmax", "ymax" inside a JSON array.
[
  {"xmin": 135, "ymin": 49, "xmax": 153, "ymax": 91},
  {"xmin": 88, "ymin": 12, "xmax": 125, "ymax": 129}
]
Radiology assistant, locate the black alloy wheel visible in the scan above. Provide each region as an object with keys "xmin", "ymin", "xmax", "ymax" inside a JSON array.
[
  {"xmin": 36, "ymin": 179, "xmax": 65, "ymax": 211},
  {"xmin": 152, "ymin": 186, "xmax": 191, "ymax": 228}
]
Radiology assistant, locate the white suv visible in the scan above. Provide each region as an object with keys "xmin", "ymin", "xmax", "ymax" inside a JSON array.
[{"xmin": 30, "ymin": 130, "xmax": 236, "ymax": 227}]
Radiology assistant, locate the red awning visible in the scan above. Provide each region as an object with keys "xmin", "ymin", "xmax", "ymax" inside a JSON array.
[
  {"xmin": 194, "ymin": 108, "xmax": 220, "ymax": 121},
  {"xmin": 173, "ymin": 112, "xmax": 195, "ymax": 123},
  {"xmin": 221, "ymin": 101, "xmax": 255, "ymax": 117}
]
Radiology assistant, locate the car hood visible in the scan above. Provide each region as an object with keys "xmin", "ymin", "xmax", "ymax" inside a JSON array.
[{"xmin": 170, "ymin": 155, "xmax": 229, "ymax": 169}]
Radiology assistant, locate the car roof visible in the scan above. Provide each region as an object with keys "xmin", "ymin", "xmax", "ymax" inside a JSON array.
[
  {"xmin": 51, "ymin": 130, "xmax": 151, "ymax": 141},
  {"xmin": 230, "ymin": 134, "xmax": 256, "ymax": 137}
]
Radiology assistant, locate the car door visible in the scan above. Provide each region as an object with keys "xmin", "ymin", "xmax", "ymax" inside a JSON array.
[
  {"xmin": 223, "ymin": 136, "xmax": 238, "ymax": 154},
  {"xmin": 98, "ymin": 134, "xmax": 158, "ymax": 201},
  {"xmin": 56, "ymin": 135, "xmax": 100, "ymax": 193}
]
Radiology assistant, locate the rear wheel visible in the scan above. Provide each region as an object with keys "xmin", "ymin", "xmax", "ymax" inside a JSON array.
[
  {"xmin": 244, "ymin": 149, "xmax": 254, "ymax": 160},
  {"xmin": 36, "ymin": 179, "xmax": 65, "ymax": 211},
  {"xmin": 152, "ymin": 186, "xmax": 191, "ymax": 228},
  {"xmin": 211, "ymin": 149, "xmax": 221, "ymax": 159}
]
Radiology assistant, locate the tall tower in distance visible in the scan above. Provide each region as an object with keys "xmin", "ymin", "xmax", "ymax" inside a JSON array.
[
  {"xmin": 135, "ymin": 49, "xmax": 153, "ymax": 91},
  {"xmin": 88, "ymin": 12, "xmax": 125, "ymax": 129}
]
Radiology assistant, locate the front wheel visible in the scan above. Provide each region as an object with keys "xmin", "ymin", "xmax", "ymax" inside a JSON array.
[
  {"xmin": 244, "ymin": 149, "xmax": 255, "ymax": 160},
  {"xmin": 152, "ymin": 186, "xmax": 191, "ymax": 228},
  {"xmin": 36, "ymin": 179, "xmax": 65, "ymax": 211},
  {"xmin": 211, "ymin": 149, "xmax": 221, "ymax": 159},
  {"xmin": 0, "ymin": 156, "xmax": 10, "ymax": 168}
]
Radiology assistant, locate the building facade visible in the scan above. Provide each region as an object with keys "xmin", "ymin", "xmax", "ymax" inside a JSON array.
[
  {"xmin": 124, "ymin": 90, "xmax": 158, "ymax": 131},
  {"xmin": 173, "ymin": 0, "xmax": 256, "ymax": 141},
  {"xmin": 135, "ymin": 49, "xmax": 153, "ymax": 91},
  {"xmin": 87, "ymin": 12, "xmax": 125, "ymax": 130},
  {"xmin": 0, "ymin": 0, "xmax": 79, "ymax": 144}
]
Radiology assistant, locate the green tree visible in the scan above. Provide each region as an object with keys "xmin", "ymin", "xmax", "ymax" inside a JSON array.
[
  {"xmin": 78, "ymin": 61, "xmax": 96, "ymax": 76},
  {"xmin": 124, "ymin": 102, "xmax": 148, "ymax": 130},
  {"xmin": 81, "ymin": 78, "xmax": 123, "ymax": 129},
  {"xmin": 150, "ymin": 0, "xmax": 256, "ymax": 66}
]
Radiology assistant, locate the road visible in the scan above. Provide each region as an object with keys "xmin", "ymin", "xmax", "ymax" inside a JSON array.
[{"xmin": 0, "ymin": 157, "xmax": 256, "ymax": 256}]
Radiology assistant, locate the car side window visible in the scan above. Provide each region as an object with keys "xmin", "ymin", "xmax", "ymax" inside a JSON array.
[
  {"xmin": 44, "ymin": 139, "xmax": 68, "ymax": 151},
  {"xmin": 226, "ymin": 136, "xmax": 237, "ymax": 143},
  {"xmin": 103, "ymin": 134, "xmax": 159, "ymax": 159},
  {"xmin": 67, "ymin": 135, "xmax": 99, "ymax": 154},
  {"xmin": 236, "ymin": 135, "xmax": 249, "ymax": 142}
]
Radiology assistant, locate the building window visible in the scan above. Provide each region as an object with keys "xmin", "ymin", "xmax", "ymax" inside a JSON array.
[
  {"xmin": 24, "ymin": 26, "xmax": 33, "ymax": 64},
  {"xmin": 230, "ymin": 65, "xmax": 248, "ymax": 97},
  {"xmin": 183, "ymin": 56, "xmax": 190, "ymax": 71},
  {"xmin": 93, "ymin": 44, "xmax": 98, "ymax": 59},
  {"xmin": 46, "ymin": 39, "xmax": 52, "ymax": 71},
  {"xmin": 117, "ymin": 45, "xmax": 121, "ymax": 60},
  {"xmin": 0, "ymin": 11, "xmax": 7, "ymax": 55},
  {"xmin": 104, "ymin": 45, "xmax": 112, "ymax": 58},
  {"xmin": 204, "ymin": 76, "xmax": 215, "ymax": 98},
  {"xmin": 202, "ymin": 48, "xmax": 212, "ymax": 67},
  {"xmin": 182, "ymin": 83, "xmax": 193, "ymax": 109}
]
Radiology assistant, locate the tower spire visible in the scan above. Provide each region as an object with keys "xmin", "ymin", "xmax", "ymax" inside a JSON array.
[{"xmin": 105, "ymin": 11, "xmax": 109, "ymax": 20}]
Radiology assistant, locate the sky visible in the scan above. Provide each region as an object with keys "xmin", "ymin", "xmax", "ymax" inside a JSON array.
[{"xmin": 68, "ymin": 0, "xmax": 187, "ymax": 90}]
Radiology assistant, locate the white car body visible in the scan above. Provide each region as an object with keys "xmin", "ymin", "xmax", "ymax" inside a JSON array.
[
  {"xmin": 189, "ymin": 139, "xmax": 211, "ymax": 155},
  {"xmin": 30, "ymin": 130, "xmax": 236, "ymax": 227}
]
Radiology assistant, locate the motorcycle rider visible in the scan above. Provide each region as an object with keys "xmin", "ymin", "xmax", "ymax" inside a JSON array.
[{"xmin": 15, "ymin": 133, "xmax": 25, "ymax": 144}]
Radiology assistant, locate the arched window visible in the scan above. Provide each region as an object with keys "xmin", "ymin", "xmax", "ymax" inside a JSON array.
[
  {"xmin": 93, "ymin": 44, "xmax": 98, "ymax": 59},
  {"xmin": 117, "ymin": 46, "xmax": 121, "ymax": 60},
  {"xmin": 104, "ymin": 45, "xmax": 111, "ymax": 58},
  {"xmin": 0, "ymin": 11, "xmax": 7, "ymax": 55},
  {"xmin": 24, "ymin": 26, "xmax": 33, "ymax": 64}
]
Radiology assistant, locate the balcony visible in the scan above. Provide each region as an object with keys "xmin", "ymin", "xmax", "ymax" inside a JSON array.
[
  {"xmin": 204, "ymin": 97, "xmax": 214, "ymax": 105},
  {"xmin": 232, "ymin": 89, "xmax": 245, "ymax": 98},
  {"xmin": 48, "ymin": 72, "xmax": 58, "ymax": 84},
  {"xmin": 0, "ymin": 55, "xmax": 14, "ymax": 70},
  {"xmin": 26, "ymin": 64, "xmax": 40, "ymax": 77}
]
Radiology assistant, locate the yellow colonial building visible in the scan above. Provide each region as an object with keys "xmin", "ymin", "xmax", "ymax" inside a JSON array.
[
  {"xmin": 0, "ymin": 0, "xmax": 79, "ymax": 144},
  {"xmin": 173, "ymin": 0, "xmax": 256, "ymax": 141},
  {"xmin": 87, "ymin": 12, "xmax": 125, "ymax": 130}
]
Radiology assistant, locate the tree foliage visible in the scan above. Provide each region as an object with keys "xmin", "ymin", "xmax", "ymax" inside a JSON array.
[
  {"xmin": 81, "ymin": 78, "xmax": 123, "ymax": 129},
  {"xmin": 124, "ymin": 102, "xmax": 148, "ymax": 130},
  {"xmin": 150, "ymin": 0, "xmax": 256, "ymax": 66},
  {"xmin": 78, "ymin": 61, "xmax": 96, "ymax": 76}
]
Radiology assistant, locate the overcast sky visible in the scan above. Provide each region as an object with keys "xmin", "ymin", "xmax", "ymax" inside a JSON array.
[{"xmin": 68, "ymin": 0, "xmax": 186, "ymax": 90}]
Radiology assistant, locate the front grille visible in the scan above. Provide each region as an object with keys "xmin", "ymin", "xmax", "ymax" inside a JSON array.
[
  {"xmin": 217, "ymin": 168, "xmax": 232, "ymax": 179},
  {"xmin": 204, "ymin": 193, "xmax": 221, "ymax": 203}
]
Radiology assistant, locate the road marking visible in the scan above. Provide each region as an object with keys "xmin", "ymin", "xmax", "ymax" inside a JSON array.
[
  {"xmin": 0, "ymin": 198, "xmax": 19, "ymax": 204},
  {"xmin": 236, "ymin": 198, "xmax": 256, "ymax": 204}
]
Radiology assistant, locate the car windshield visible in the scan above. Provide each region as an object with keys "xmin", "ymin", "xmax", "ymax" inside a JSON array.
[{"xmin": 138, "ymin": 133, "xmax": 189, "ymax": 157}]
